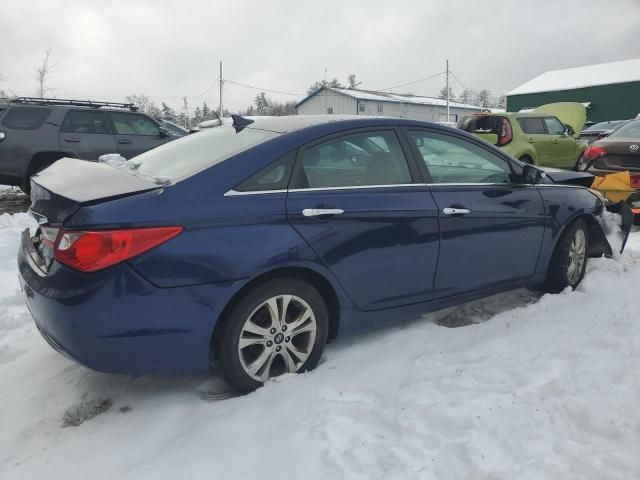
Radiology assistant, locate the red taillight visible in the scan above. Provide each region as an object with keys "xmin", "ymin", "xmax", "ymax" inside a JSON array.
[
  {"xmin": 631, "ymin": 174, "xmax": 640, "ymax": 189},
  {"xmin": 583, "ymin": 145, "xmax": 607, "ymax": 161},
  {"xmin": 54, "ymin": 226, "xmax": 183, "ymax": 272},
  {"xmin": 498, "ymin": 118, "xmax": 512, "ymax": 146}
]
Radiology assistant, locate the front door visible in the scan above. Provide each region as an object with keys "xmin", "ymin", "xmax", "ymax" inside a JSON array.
[
  {"xmin": 286, "ymin": 129, "xmax": 440, "ymax": 311},
  {"xmin": 108, "ymin": 112, "xmax": 169, "ymax": 159},
  {"xmin": 543, "ymin": 116, "xmax": 576, "ymax": 169},
  {"xmin": 58, "ymin": 109, "xmax": 117, "ymax": 159},
  {"xmin": 405, "ymin": 129, "xmax": 546, "ymax": 298},
  {"xmin": 517, "ymin": 116, "xmax": 552, "ymax": 165}
]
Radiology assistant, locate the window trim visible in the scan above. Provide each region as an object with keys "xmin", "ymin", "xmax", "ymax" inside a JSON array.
[
  {"xmin": 400, "ymin": 127, "xmax": 520, "ymax": 185},
  {"xmin": 289, "ymin": 126, "xmax": 422, "ymax": 191},
  {"xmin": 60, "ymin": 109, "xmax": 113, "ymax": 135},
  {"xmin": 108, "ymin": 111, "xmax": 161, "ymax": 137}
]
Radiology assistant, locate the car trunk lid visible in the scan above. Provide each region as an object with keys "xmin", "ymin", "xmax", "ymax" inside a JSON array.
[{"xmin": 27, "ymin": 157, "xmax": 163, "ymax": 274}]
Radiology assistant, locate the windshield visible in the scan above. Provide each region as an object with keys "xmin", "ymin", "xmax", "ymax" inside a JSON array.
[
  {"xmin": 129, "ymin": 126, "xmax": 279, "ymax": 181},
  {"xmin": 608, "ymin": 120, "xmax": 640, "ymax": 139}
]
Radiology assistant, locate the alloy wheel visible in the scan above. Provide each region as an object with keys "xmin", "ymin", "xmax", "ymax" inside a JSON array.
[
  {"xmin": 567, "ymin": 229, "xmax": 586, "ymax": 285},
  {"xmin": 237, "ymin": 295, "xmax": 317, "ymax": 382}
]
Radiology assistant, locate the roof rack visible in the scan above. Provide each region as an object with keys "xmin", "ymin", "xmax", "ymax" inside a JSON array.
[{"xmin": 10, "ymin": 97, "xmax": 139, "ymax": 111}]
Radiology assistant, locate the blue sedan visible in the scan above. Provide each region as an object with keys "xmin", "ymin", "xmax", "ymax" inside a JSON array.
[{"xmin": 18, "ymin": 115, "xmax": 631, "ymax": 393}]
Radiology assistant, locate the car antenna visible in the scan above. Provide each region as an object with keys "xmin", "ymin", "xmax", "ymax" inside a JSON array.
[{"xmin": 231, "ymin": 114, "xmax": 254, "ymax": 133}]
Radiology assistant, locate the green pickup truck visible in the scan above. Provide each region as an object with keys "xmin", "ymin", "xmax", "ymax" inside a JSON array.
[{"xmin": 458, "ymin": 102, "xmax": 588, "ymax": 170}]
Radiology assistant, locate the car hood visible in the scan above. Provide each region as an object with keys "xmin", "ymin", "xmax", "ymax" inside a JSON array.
[
  {"xmin": 538, "ymin": 166, "xmax": 594, "ymax": 188},
  {"xmin": 533, "ymin": 102, "xmax": 587, "ymax": 138}
]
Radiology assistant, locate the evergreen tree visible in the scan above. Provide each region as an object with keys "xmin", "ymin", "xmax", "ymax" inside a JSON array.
[
  {"xmin": 160, "ymin": 102, "xmax": 176, "ymax": 120},
  {"xmin": 459, "ymin": 89, "xmax": 472, "ymax": 105},
  {"xmin": 202, "ymin": 102, "xmax": 211, "ymax": 120},
  {"xmin": 438, "ymin": 85, "xmax": 456, "ymax": 101},
  {"xmin": 254, "ymin": 92, "xmax": 270, "ymax": 115},
  {"xmin": 192, "ymin": 106, "xmax": 202, "ymax": 125},
  {"xmin": 477, "ymin": 89, "xmax": 492, "ymax": 108}
]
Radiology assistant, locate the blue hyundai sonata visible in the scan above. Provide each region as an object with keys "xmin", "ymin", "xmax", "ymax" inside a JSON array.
[{"xmin": 18, "ymin": 115, "xmax": 632, "ymax": 393}]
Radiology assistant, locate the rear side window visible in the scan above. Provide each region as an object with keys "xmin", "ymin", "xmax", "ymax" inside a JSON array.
[
  {"xmin": 60, "ymin": 110, "xmax": 110, "ymax": 134},
  {"xmin": 110, "ymin": 112, "xmax": 160, "ymax": 136},
  {"xmin": 235, "ymin": 151, "xmax": 295, "ymax": 192},
  {"xmin": 294, "ymin": 131, "xmax": 412, "ymax": 189},
  {"xmin": 517, "ymin": 117, "xmax": 546, "ymax": 134},
  {"xmin": 2, "ymin": 107, "xmax": 51, "ymax": 130}
]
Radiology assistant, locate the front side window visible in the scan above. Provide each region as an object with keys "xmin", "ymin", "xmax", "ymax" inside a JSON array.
[
  {"xmin": 517, "ymin": 117, "xmax": 546, "ymax": 134},
  {"xmin": 295, "ymin": 131, "xmax": 412, "ymax": 189},
  {"xmin": 543, "ymin": 117, "xmax": 565, "ymax": 135},
  {"xmin": 110, "ymin": 112, "xmax": 160, "ymax": 136},
  {"xmin": 409, "ymin": 130, "xmax": 513, "ymax": 184},
  {"xmin": 2, "ymin": 107, "xmax": 51, "ymax": 130},
  {"xmin": 60, "ymin": 110, "xmax": 110, "ymax": 134}
]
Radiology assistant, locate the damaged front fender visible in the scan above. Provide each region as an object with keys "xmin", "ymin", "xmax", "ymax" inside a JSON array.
[{"xmin": 593, "ymin": 201, "xmax": 634, "ymax": 257}]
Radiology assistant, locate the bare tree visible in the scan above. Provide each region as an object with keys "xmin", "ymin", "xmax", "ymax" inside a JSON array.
[{"xmin": 36, "ymin": 48, "xmax": 54, "ymax": 98}]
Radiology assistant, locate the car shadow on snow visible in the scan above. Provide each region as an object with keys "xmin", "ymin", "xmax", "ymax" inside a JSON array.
[{"xmin": 57, "ymin": 287, "xmax": 541, "ymax": 421}]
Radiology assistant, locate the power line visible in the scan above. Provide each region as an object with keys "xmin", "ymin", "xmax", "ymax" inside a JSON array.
[
  {"xmin": 198, "ymin": 76, "xmax": 220, "ymax": 97},
  {"xmin": 225, "ymin": 79, "xmax": 303, "ymax": 96},
  {"xmin": 378, "ymin": 71, "xmax": 446, "ymax": 92}
]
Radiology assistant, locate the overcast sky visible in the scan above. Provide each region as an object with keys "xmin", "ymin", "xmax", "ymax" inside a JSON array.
[{"xmin": 0, "ymin": 0, "xmax": 638, "ymax": 112}]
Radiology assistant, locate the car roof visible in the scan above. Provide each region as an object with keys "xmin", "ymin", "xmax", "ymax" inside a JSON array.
[{"xmin": 244, "ymin": 114, "xmax": 445, "ymax": 134}]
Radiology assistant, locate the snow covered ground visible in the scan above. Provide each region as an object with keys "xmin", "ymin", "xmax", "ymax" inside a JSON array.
[{"xmin": 1, "ymin": 211, "xmax": 639, "ymax": 480}]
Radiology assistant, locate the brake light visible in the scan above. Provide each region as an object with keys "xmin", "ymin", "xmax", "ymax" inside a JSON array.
[
  {"xmin": 583, "ymin": 145, "xmax": 607, "ymax": 161},
  {"xmin": 498, "ymin": 118, "xmax": 512, "ymax": 146},
  {"xmin": 630, "ymin": 174, "xmax": 640, "ymax": 189},
  {"xmin": 54, "ymin": 226, "xmax": 183, "ymax": 272}
]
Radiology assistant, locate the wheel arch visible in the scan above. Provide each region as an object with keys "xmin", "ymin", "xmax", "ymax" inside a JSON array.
[{"xmin": 210, "ymin": 265, "xmax": 342, "ymax": 360}]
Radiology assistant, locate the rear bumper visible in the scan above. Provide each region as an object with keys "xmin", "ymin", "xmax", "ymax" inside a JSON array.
[{"xmin": 18, "ymin": 229, "xmax": 234, "ymax": 375}]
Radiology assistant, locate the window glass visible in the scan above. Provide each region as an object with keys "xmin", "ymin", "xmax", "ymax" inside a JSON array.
[
  {"xmin": 2, "ymin": 107, "xmax": 51, "ymax": 130},
  {"xmin": 409, "ymin": 130, "xmax": 512, "ymax": 184},
  {"xmin": 327, "ymin": 107, "xmax": 333, "ymax": 114},
  {"xmin": 130, "ymin": 126, "xmax": 277, "ymax": 181},
  {"xmin": 60, "ymin": 110, "xmax": 110, "ymax": 134},
  {"xmin": 517, "ymin": 117, "xmax": 546, "ymax": 134},
  {"xmin": 296, "ymin": 131, "xmax": 411, "ymax": 189},
  {"xmin": 110, "ymin": 112, "xmax": 160, "ymax": 136},
  {"xmin": 235, "ymin": 151, "xmax": 295, "ymax": 192},
  {"xmin": 543, "ymin": 117, "xmax": 565, "ymax": 135},
  {"xmin": 377, "ymin": 104, "xmax": 384, "ymax": 113},
  {"xmin": 609, "ymin": 120, "xmax": 640, "ymax": 139},
  {"xmin": 359, "ymin": 103, "xmax": 365, "ymax": 113}
]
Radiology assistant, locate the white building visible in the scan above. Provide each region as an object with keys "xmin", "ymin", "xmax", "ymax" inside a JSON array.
[{"xmin": 296, "ymin": 86, "xmax": 485, "ymax": 123}]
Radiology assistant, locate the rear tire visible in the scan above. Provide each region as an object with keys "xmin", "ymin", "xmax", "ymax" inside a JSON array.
[
  {"xmin": 544, "ymin": 219, "xmax": 589, "ymax": 293},
  {"xmin": 216, "ymin": 278, "xmax": 329, "ymax": 394}
]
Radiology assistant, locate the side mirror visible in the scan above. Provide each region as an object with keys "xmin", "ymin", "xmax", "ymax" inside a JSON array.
[
  {"xmin": 158, "ymin": 127, "xmax": 169, "ymax": 138},
  {"xmin": 565, "ymin": 124, "xmax": 575, "ymax": 136},
  {"xmin": 522, "ymin": 163, "xmax": 545, "ymax": 184}
]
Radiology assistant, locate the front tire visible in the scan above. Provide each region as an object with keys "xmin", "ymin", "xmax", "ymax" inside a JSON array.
[
  {"xmin": 545, "ymin": 219, "xmax": 589, "ymax": 293},
  {"xmin": 217, "ymin": 278, "xmax": 329, "ymax": 394}
]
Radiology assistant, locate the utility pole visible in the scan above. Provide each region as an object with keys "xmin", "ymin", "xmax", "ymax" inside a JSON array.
[
  {"xmin": 219, "ymin": 60, "xmax": 224, "ymax": 118},
  {"xmin": 183, "ymin": 96, "xmax": 190, "ymax": 129},
  {"xmin": 446, "ymin": 59, "xmax": 450, "ymax": 123}
]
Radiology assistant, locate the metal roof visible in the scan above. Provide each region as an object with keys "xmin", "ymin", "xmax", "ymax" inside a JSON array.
[{"xmin": 507, "ymin": 58, "xmax": 640, "ymax": 96}]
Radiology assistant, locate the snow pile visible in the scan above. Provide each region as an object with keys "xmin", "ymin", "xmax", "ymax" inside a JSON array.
[
  {"xmin": 1, "ymin": 213, "xmax": 640, "ymax": 479},
  {"xmin": 98, "ymin": 153, "xmax": 139, "ymax": 169}
]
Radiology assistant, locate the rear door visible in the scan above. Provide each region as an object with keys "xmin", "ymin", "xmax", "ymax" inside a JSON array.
[
  {"xmin": 108, "ymin": 112, "xmax": 169, "ymax": 158},
  {"xmin": 543, "ymin": 116, "xmax": 576, "ymax": 169},
  {"xmin": 58, "ymin": 109, "xmax": 117, "ymax": 159},
  {"xmin": 404, "ymin": 128, "xmax": 546, "ymax": 298},
  {"xmin": 286, "ymin": 128, "xmax": 440, "ymax": 311}
]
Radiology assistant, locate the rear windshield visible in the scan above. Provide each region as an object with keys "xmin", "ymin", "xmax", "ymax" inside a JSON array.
[
  {"xmin": 131, "ymin": 125, "xmax": 278, "ymax": 181},
  {"xmin": 608, "ymin": 120, "xmax": 640, "ymax": 139},
  {"xmin": 1, "ymin": 106, "xmax": 52, "ymax": 130},
  {"xmin": 583, "ymin": 121, "xmax": 623, "ymax": 131},
  {"xmin": 457, "ymin": 115, "xmax": 502, "ymax": 134}
]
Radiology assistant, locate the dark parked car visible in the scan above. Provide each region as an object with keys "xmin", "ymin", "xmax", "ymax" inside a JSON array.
[
  {"xmin": 156, "ymin": 119, "xmax": 188, "ymax": 137},
  {"xmin": 0, "ymin": 97, "xmax": 175, "ymax": 192},
  {"xmin": 579, "ymin": 120, "xmax": 629, "ymax": 144},
  {"xmin": 18, "ymin": 115, "xmax": 632, "ymax": 393},
  {"xmin": 576, "ymin": 119, "xmax": 640, "ymax": 191}
]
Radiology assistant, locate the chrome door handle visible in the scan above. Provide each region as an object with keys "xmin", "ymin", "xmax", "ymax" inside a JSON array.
[
  {"xmin": 443, "ymin": 207, "xmax": 471, "ymax": 216},
  {"xmin": 302, "ymin": 208, "xmax": 344, "ymax": 217}
]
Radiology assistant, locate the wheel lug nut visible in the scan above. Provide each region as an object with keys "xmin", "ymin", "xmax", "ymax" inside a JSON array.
[
  {"xmin": 282, "ymin": 325, "xmax": 287, "ymax": 332},
  {"xmin": 267, "ymin": 341, "xmax": 273, "ymax": 347},
  {"xmin": 270, "ymin": 328, "xmax": 276, "ymax": 334},
  {"xmin": 285, "ymin": 337, "xmax": 290, "ymax": 342},
  {"xmin": 276, "ymin": 346, "xmax": 282, "ymax": 352}
]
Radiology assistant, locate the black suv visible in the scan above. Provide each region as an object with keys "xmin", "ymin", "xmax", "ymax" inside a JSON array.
[{"xmin": 0, "ymin": 97, "xmax": 176, "ymax": 192}]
